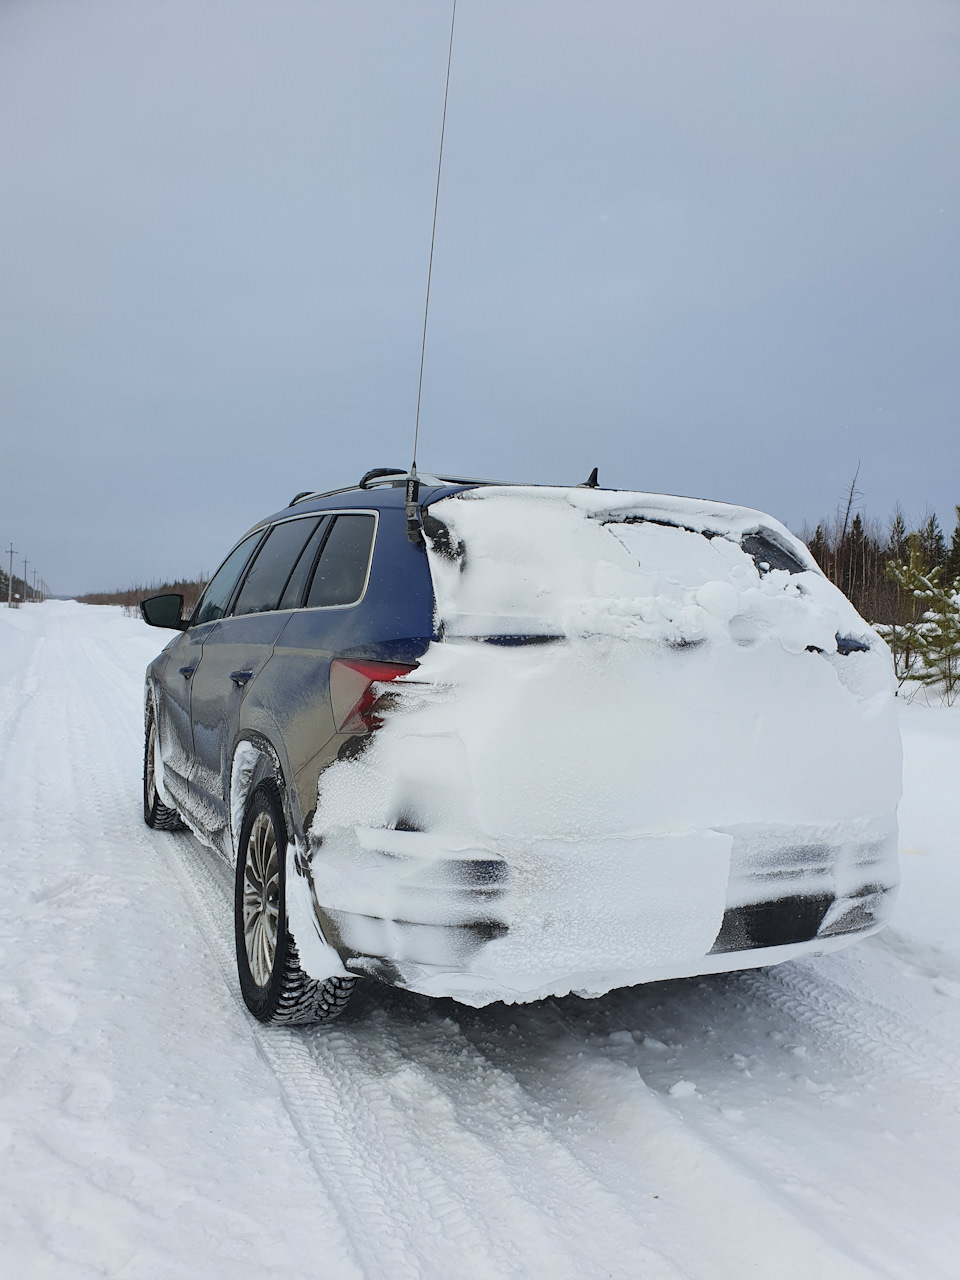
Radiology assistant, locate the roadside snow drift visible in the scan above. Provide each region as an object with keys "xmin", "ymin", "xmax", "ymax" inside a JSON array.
[{"xmin": 309, "ymin": 488, "xmax": 902, "ymax": 1004}]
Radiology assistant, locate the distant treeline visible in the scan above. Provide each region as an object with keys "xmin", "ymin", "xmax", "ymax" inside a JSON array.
[
  {"xmin": 0, "ymin": 570, "xmax": 38, "ymax": 603},
  {"xmin": 799, "ymin": 505, "xmax": 960, "ymax": 626},
  {"xmin": 77, "ymin": 578, "xmax": 206, "ymax": 613}
]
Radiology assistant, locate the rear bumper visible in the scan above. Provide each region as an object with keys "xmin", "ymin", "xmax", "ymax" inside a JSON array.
[
  {"xmin": 364, "ymin": 926, "xmax": 890, "ymax": 1007},
  {"xmin": 312, "ymin": 815, "xmax": 899, "ymax": 1006}
]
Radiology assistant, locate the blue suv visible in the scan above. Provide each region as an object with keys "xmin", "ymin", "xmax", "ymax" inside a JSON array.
[{"xmin": 142, "ymin": 471, "xmax": 901, "ymax": 1024}]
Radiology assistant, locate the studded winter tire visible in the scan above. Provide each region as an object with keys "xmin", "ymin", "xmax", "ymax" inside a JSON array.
[
  {"xmin": 234, "ymin": 781, "xmax": 356, "ymax": 1025},
  {"xmin": 143, "ymin": 712, "xmax": 185, "ymax": 830}
]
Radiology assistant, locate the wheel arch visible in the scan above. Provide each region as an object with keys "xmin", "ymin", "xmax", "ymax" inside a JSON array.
[
  {"xmin": 229, "ymin": 731, "xmax": 289, "ymax": 867},
  {"xmin": 230, "ymin": 732, "xmax": 348, "ymax": 985}
]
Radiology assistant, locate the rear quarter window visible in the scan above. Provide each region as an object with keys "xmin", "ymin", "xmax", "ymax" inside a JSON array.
[{"xmin": 305, "ymin": 513, "xmax": 376, "ymax": 608}]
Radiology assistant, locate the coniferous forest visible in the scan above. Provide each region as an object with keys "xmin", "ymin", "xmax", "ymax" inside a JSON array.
[{"xmin": 801, "ymin": 492, "xmax": 960, "ymax": 703}]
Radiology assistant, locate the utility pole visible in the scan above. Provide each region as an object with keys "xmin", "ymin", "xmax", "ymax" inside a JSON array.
[
  {"xmin": 6, "ymin": 544, "xmax": 16, "ymax": 607},
  {"xmin": 23, "ymin": 558, "xmax": 28, "ymax": 603}
]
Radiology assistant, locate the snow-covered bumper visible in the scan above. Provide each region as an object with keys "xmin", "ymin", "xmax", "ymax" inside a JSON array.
[{"xmin": 312, "ymin": 815, "xmax": 898, "ymax": 1005}]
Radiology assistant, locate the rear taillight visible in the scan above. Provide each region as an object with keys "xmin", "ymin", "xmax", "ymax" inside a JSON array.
[{"xmin": 329, "ymin": 659, "xmax": 418, "ymax": 734}]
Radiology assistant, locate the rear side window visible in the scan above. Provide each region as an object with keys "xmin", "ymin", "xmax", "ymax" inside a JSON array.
[
  {"xmin": 278, "ymin": 516, "xmax": 329, "ymax": 610},
  {"xmin": 305, "ymin": 514, "xmax": 376, "ymax": 608},
  {"xmin": 233, "ymin": 517, "xmax": 321, "ymax": 616},
  {"xmin": 192, "ymin": 531, "xmax": 263, "ymax": 626}
]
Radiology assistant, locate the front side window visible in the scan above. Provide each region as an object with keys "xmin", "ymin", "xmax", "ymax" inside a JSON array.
[
  {"xmin": 305, "ymin": 514, "xmax": 376, "ymax": 608},
  {"xmin": 192, "ymin": 532, "xmax": 263, "ymax": 626},
  {"xmin": 232, "ymin": 517, "xmax": 321, "ymax": 617}
]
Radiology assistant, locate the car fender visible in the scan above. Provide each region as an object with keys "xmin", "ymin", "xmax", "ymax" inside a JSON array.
[{"xmin": 144, "ymin": 677, "xmax": 175, "ymax": 808}]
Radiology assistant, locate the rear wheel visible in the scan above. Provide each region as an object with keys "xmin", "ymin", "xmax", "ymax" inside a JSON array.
[
  {"xmin": 143, "ymin": 713, "xmax": 184, "ymax": 830},
  {"xmin": 235, "ymin": 782, "xmax": 355, "ymax": 1025}
]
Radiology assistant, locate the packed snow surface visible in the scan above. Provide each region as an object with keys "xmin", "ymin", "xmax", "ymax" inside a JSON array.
[
  {"xmin": 2, "ymin": 602, "xmax": 956, "ymax": 1279},
  {"xmin": 308, "ymin": 487, "xmax": 901, "ymax": 1003}
]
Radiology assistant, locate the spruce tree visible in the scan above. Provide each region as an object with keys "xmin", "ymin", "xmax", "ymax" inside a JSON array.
[
  {"xmin": 944, "ymin": 505, "xmax": 960, "ymax": 589},
  {"xmin": 809, "ymin": 524, "xmax": 828, "ymax": 570},
  {"xmin": 918, "ymin": 513, "xmax": 947, "ymax": 571},
  {"xmin": 844, "ymin": 513, "xmax": 866, "ymax": 600},
  {"xmin": 886, "ymin": 508, "xmax": 908, "ymax": 563}
]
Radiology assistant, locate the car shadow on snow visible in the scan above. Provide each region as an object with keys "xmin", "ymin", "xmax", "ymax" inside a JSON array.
[{"xmin": 302, "ymin": 959, "xmax": 860, "ymax": 1114}]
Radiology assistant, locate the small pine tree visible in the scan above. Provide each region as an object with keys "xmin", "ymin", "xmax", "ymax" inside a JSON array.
[
  {"xmin": 880, "ymin": 536, "xmax": 933, "ymax": 687},
  {"xmin": 882, "ymin": 537, "xmax": 960, "ymax": 704},
  {"xmin": 914, "ymin": 580, "xmax": 960, "ymax": 707}
]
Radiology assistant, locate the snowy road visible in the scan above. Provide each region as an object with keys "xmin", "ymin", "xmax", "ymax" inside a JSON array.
[{"xmin": 1, "ymin": 602, "xmax": 958, "ymax": 1279}]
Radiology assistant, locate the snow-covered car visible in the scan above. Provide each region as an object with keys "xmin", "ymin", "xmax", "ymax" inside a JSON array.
[{"xmin": 140, "ymin": 472, "xmax": 901, "ymax": 1024}]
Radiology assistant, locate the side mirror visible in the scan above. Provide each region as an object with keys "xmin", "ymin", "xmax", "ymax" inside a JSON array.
[{"xmin": 140, "ymin": 593, "xmax": 187, "ymax": 630}]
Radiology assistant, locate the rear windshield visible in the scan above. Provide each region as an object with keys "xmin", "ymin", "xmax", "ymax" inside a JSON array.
[{"xmin": 422, "ymin": 489, "xmax": 814, "ymax": 641}]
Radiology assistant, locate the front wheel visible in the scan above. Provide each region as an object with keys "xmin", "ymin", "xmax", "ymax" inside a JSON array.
[{"xmin": 235, "ymin": 782, "xmax": 355, "ymax": 1025}]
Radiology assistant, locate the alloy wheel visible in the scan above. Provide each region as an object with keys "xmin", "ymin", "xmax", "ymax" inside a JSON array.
[
  {"xmin": 242, "ymin": 810, "xmax": 281, "ymax": 987},
  {"xmin": 145, "ymin": 720, "xmax": 158, "ymax": 812}
]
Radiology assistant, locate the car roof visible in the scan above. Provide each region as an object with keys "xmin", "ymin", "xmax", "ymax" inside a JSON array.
[
  {"xmin": 248, "ymin": 468, "xmax": 621, "ymax": 536},
  {"xmin": 248, "ymin": 473, "xmax": 486, "ymax": 535}
]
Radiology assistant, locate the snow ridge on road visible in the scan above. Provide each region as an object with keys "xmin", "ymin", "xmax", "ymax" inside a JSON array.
[{"xmin": 1, "ymin": 603, "xmax": 958, "ymax": 1279}]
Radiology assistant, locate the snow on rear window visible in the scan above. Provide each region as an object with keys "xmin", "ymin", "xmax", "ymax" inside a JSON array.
[{"xmin": 423, "ymin": 486, "xmax": 840, "ymax": 652}]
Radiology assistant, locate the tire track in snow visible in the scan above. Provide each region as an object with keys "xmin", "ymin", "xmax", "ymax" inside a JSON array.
[
  {"xmin": 157, "ymin": 837, "xmax": 482, "ymax": 1280},
  {"xmin": 445, "ymin": 996, "xmax": 886, "ymax": 1280},
  {"xmin": 531, "ymin": 964, "xmax": 959, "ymax": 1280},
  {"xmin": 737, "ymin": 947, "xmax": 960, "ymax": 1107},
  {"xmin": 311, "ymin": 1000, "xmax": 680, "ymax": 1280},
  {"xmin": 0, "ymin": 612, "xmax": 47, "ymax": 796},
  {"xmin": 163, "ymin": 830, "xmax": 683, "ymax": 1279}
]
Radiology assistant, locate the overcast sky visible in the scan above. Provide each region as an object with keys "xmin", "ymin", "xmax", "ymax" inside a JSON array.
[{"xmin": 1, "ymin": 0, "xmax": 958, "ymax": 594}]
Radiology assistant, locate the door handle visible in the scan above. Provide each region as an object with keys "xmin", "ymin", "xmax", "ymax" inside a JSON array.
[
  {"xmin": 179, "ymin": 666, "xmax": 196, "ymax": 680},
  {"xmin": 230, "ymin": 670, "xmax": 253, "ymax": 687}
]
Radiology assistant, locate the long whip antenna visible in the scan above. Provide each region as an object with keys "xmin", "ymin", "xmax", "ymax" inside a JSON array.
[{"xmin": 411, "ymin": 0, "xmax": 457, "ymax": 475}]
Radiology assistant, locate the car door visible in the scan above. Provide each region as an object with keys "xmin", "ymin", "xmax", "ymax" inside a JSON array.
[
  {"xmin": 188, "ymin": 515, "xmax": 323, "ymax": 852},
  {"xmin": 151, "ymin": 627, "xmax": 204, "ymax": 815},
  {"xmin": 155, "ymin": 530, "xmax": 264, "ymax": 818}
]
